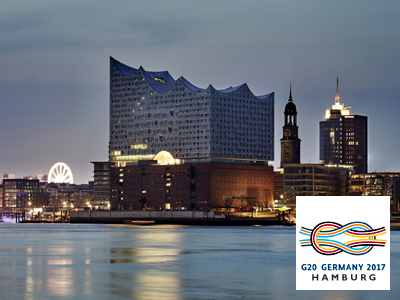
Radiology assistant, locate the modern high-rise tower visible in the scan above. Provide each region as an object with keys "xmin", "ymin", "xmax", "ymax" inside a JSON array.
[
  {"xmin": 319, "ymin": 78, "xmax": 368, "ymax": 174},
  {"xmin": 280, "ymin": 84, "xmax": 301, "ymax": 167}
]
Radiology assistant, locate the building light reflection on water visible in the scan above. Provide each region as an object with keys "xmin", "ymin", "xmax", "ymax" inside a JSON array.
[
  {"xmin": 2, "ymin": 224, "xmax": 400, "ymax": 299},
  {"xmin": 106, "ymin": 248, "xmax": 180, "ymax": 264},
  {"xmin": 25, "ymin": 248, "xmax": 34, "ymax": 300},
  {"xmin": 19, "ymin": 227, "xmax": 184, "ymax": 299},
  {"xmin": 24, "ymin": 257, "xmax": 77, "ymax": 299},
  {"xmin": 134, "ymin": 271, "xmax": 182, "ymax": 300},
  {"xmin": 24, "ymin": 247, "xmax": 78, "ymax": 299},
  {"xmin": 109, "ymin": 228, "xmax": 183, "ymax": 299},
  {"xmin": 46, "ymin": 267, "xmax": 75, "ymax": 297}
]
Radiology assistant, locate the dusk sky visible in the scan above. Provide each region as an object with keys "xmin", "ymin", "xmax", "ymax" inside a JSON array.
[{"xmin": 1, "ymin": 1, "xmax": 399, "ymax": 183}]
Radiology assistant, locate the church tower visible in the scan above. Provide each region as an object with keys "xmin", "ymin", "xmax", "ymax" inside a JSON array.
[{"xmin": 280, "ymin": 84, "xmax": 301, "ymax": 167}]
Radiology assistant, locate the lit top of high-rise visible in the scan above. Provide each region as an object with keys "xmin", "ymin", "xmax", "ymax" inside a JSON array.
[{"xmin": 325, "ymin": 77, "xmax": 350, "ymax": 119}]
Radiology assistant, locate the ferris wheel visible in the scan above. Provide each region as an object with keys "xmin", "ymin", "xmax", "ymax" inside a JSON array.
[{"xmin": 48, "ymin": 162, "xmax": 74, "ymax": 184}]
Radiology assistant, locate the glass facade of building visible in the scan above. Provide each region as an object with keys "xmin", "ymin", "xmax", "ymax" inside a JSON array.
[
  {"xmin": 319, "ymin": 80, "xmax": 367, "ymax": 174},
  {"xmin": 91, "ymin": 162, "xmax": 110, "ymax": 209},
  {"xmin": 109, "ymin": 57, "xmax": 274, "ymax": 165},
  {"xmin": 349, "ymin": 173, "xmax": 400, "ymax": 213},
  {"xmin": 2, "ymin": 179, "xmax": 48, "ymax": 212},
  {"xmin": 320, "ymin": 114, "xmax": 367, "ymax": 174},
  {"xmin": 283, "ymin": 164, "xmax": 349, "ymax": 204}
]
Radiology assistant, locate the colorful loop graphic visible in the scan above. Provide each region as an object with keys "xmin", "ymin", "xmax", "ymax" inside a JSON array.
[{"xmin": 299, "ymin": 221, "xmax": 387, "ymax": 255}]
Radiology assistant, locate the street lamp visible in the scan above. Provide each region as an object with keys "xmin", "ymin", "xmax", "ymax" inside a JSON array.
[{"xmin": 28, "ymin": 201, "xmax": 32, "ymax": 218}]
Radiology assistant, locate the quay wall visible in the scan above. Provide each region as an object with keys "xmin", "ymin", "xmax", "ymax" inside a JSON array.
[
  {"xmin": 70, "ymin": 210, "xmax": 226, "ymax": 225},
  {"xmin": 70, "ymin": 210, "xmax": 284, "ymax": 225}
]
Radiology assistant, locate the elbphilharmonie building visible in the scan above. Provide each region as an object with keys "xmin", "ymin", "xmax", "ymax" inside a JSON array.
[
  {"xmin": 98, "ymin": 57, "xmax": 276, "ymax": 210},
  {"xmin": 109, "ymin": 57, "xmax": 274, "ymax": 165}
]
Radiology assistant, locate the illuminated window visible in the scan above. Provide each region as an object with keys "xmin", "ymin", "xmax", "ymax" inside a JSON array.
[{"xmin": 154, "ymin": 77, "xmax": 166, "ymax": 83}]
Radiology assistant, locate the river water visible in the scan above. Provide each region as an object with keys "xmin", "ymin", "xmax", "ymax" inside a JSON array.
[{"xmin": 0, "ymin": 223, "xmax": 398, "ymax": 300}]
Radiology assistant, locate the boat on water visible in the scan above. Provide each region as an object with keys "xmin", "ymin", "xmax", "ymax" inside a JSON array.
[
  {"xmin": 2, "ymin": 214, "xmax": 31, "ymax": 223},
  {"xmin": 2, "ymin": 216, "xmax": 22, "ymax": 223},
  {"xmin": 123, "ymin": 220, "xmax": 155, "ymax": 225}
]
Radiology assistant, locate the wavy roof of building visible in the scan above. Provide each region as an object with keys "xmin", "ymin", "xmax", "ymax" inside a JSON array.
[{"xmin": 111, "ymin": 57, "xmax": 273, "ymax": 98}]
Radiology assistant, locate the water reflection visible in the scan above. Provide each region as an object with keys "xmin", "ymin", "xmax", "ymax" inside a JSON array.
[
  {"xmin": 0, "ymin": 224, "xmax": 399, "ymax": 299},
  {"xmin": 104, "ymin": 229, "xmax": 184, "ymax": 299},
  {"xmin": 25, "ymin": 254, "xmax": 35, "ymax": 300},
  {"xmin": 46, "ymin": 267, "xmax": 74, "ymax": 297},
  {"xmin": 134, "ymin": 271, "xmax": 182, "ymax": 300},
  {"xmin": 107, "ymin": 247, "xmax": 180, "ymax": 264}
]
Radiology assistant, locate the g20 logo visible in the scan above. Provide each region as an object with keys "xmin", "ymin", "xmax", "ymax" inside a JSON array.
[{"xmin": 299, "ymin": 221, "xmax": 387, "ymax": 255}]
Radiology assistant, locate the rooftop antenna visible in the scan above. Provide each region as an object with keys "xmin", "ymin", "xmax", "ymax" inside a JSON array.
[{"xmin": 335, "ymin": 77, "xmax": 340, "ymax": 104}]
